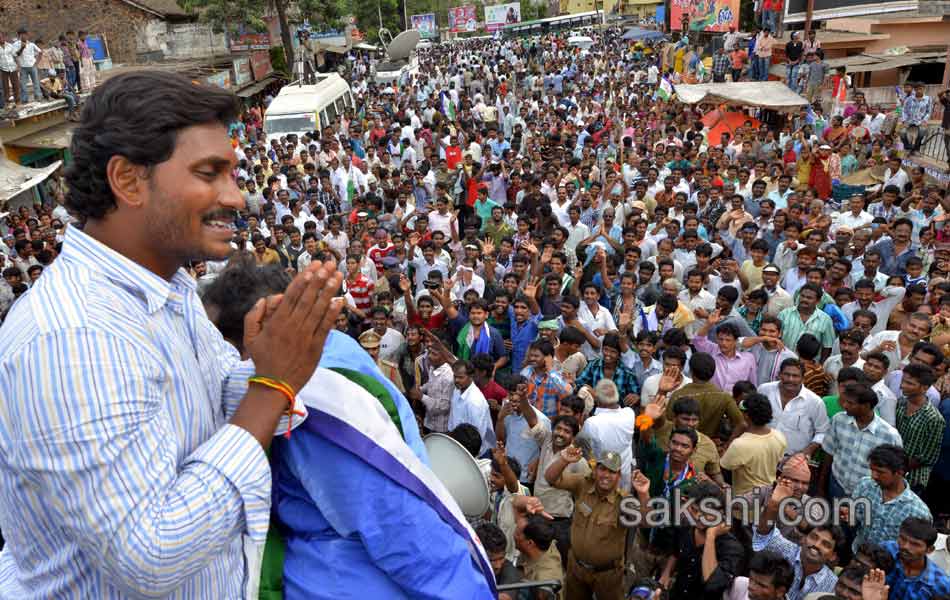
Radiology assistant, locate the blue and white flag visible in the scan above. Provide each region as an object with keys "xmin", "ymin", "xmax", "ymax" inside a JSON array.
[{"xmin": 254, "ymin": 331, "xmax": 495, "ymax": 599}]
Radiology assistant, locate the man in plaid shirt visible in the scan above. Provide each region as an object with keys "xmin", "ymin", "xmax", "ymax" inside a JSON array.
[
  {"xmin": 521, "ymin": 340, "xmax": 572, "ymax": 418},
  {"xmin": 849, "ymin": 445, "xmax": 931, "ymax": 552},
  {"xmin": 820, "ymin": 381, "xmax": 902, "ymax": 499},
  {"xmin": 575, "ymin": 333, "xmax": 640, "ymax": 405},
  {"xmin": 712, "ymin": 47, "xmax": 731, "ymax": 83},
  {"xmin": 895, "ymin": 363, "xmax": 946, "ymax": 493}
]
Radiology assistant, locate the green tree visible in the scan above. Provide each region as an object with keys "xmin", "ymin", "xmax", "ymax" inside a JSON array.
[
  {"xmin": 178, "ymin": 0, "xmax": 295, "ymax": 75},
  {"xmin": 343, "ymin": 0, "xmax": 401, "ymax": 42},
  {"xmin": 298, "ymin": 0, "xmax": 347, "ymax": 29}
]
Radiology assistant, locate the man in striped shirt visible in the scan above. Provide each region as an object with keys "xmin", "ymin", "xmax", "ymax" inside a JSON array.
[{"xmin": 0, "ymin": 71, "xmax": 345, "ymax": 598}]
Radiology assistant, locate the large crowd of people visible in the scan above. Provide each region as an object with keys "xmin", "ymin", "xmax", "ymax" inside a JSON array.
[{"xmin": 2, "ymin": 21, "xmax": 950, "ymax": 600}]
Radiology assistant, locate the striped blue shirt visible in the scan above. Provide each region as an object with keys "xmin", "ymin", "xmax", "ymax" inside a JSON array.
[{"xmin": 0, "ymin": 226, "xmax": 271, "ymax": 598}]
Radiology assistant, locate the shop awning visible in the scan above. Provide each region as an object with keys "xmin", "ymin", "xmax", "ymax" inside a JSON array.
[
  {"xmin": 235, "ymin": 75, "xmax": 279, "ymax": 98},
  {"xmin": 0, "ymin": 157, "xmax": 62, "ymax": 204},
  {"xmin": 9, "ymin": 121, "xmax": 77, "ymax": 150},
  {"xmin": 673, "ymin": 81, "xmax": 809, "ymax": 112}
]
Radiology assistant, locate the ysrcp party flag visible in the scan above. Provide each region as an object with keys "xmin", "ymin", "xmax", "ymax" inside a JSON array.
[{"xmin": 253, "ymin": 331, "xmax": 496, "ymax": 600}]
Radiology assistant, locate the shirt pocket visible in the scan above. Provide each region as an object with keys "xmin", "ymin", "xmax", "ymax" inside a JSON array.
[{"xmin": 781, "ymin": 412, "xmax": 803, "ymax": 432}]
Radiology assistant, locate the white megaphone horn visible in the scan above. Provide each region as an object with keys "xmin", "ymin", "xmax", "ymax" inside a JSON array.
[{"xmin": 423, "ymin": 433, "xmax": 491, "ymax": 518}]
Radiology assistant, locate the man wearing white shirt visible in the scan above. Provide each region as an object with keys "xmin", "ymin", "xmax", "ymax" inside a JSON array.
[
  {"xmin": 450, "ymin": 262, "xmax": 486, "ymax": 301},
  {"xmin": 447, "ymin": 361, "xmax": 496, "ymax": 456},
  {"xmin": 832, "ymin": 196, "xmax": 874, "ymax": 233},
  {"xmin": 564, "ymin": 206, "xmax": 589, "ymax": 253},
  {"xmin": 14, "ymin": 29, "xmax": 42, "ymax": 104},
  {"xmin": 757, "ymin": 358, "xmax": 830, "ymax": 457},
  {"xmin": 577, "ymin": 380, "xmax": 636, "ymax": 491},
  {"xmin": 329, "ymin": 158, "xmax": 350, "ymax": 207},
  {"xmin": 880, "ymin": 155, "xmax": 909, "ymax": 192},
  {"xmin": 822, "ymin": 329, "xmax": 866, "ymax": 381},
  {"xmin": 861, "ymin": 312, "xmax": 931, "ymax": 372},
  {"xmin": 843, "ymin": 278, "xmax": 905, "ymax": 335},
  {"xmin": 678, "ymin": 270, "xmax": 716, "ymax": 336},
  {"xmin": 427, "ymin": 197, "xmax": 456, "ymax": 239},
  {"xmin": 577, "ymin": 283, "xmax": 617, "ymax": 360},
  {"xmin": 641, "ymin": 348, "xmax": 692, "ymax": 405}
]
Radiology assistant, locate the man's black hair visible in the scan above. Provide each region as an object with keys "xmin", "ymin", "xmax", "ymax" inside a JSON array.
[
  {"xmin": 742, "ymin": 393, "xmax": 773, "ymax": 426},
  {"xmin": 475, "ymin": 523, "xmax": 507, "ymax": 555},
  {"xmin": 670, "ymin": 426, "xmax": 698, "ymax": 449},
  {"xmin": 522, "ymin": 515, "xmax": 555, "ymax": 551},
  {"xmin": 900, "ymin": 517, "xmax": 939, "ymax": 547},
  {"xmin": 749, "ymin": 550, "xmax": 795, "ymax": 592},
  {"xmin": 472, "ymin": 353, "xmax": 495, "ymax": 375},
  {"xmin": 201, "ymin": 263, "xmax": 290, "ymax": 348},
  {"xmin": 66, "ymin": 71, "xmax": 241, "ymax": 221},
  {"xmin": 689, "ymin": 352, "xmax": 716, "ymax": 382},
  {"xmin": 867, "ymin": 444, "xmax": 908, "ymax": 473},
  {"xmin": 448, "ymin": 423, "xmax": 482, "ymax": 458},
  {"xmin": 672, "ymin": 397, "xmax": 700, "ymax": 417},
  {"xmin": 854, "ymin": 542, "xmax": 896, "ymax": 574}
]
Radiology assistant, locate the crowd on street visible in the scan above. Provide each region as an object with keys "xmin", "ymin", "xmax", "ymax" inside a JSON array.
[{"xmin": 2, "ymin": 21, "xmax": 950, "ymax": 600}]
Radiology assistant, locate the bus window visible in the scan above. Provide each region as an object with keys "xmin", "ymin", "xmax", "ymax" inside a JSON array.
[{"xmin": 334, "ymin": 98, "xmax": 346, "ymax": 114}]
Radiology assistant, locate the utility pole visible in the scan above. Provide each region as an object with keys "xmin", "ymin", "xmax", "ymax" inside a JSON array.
[{"xmin": 804, "ymin": 0, "xmax": 815, "ymax": 34}]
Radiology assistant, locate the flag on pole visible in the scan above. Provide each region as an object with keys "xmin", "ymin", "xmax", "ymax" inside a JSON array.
[{"xmin": 656, "ymin": 77, "xmax": 674, "ymax": 101}]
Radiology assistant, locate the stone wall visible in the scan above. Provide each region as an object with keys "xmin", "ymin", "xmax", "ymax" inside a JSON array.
[
  {"xmin": 164, "ymin": 23, "xmax": 228, "ymax": 59},
  {"xmin": 1, "ymin": 0, "xmax": 152, "ymax": 64}
]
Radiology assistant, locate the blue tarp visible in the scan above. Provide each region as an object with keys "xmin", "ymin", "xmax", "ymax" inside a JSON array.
[{"xmin": 622, "ymin": 27, "xmax": 667, "ymax": 41}]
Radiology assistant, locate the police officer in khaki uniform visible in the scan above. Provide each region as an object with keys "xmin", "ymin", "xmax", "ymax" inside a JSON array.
[
  {"xmin": 544, "ymin": 447, "xmax": 626, "ymax": 600},
  {"xmin": 358, "ymin": 329, "xmax": 405, "ymax": 394}
]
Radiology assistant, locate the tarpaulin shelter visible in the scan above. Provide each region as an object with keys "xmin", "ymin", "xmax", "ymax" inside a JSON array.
[
  {"xmin": 701, "ymin": 109, "xmax": 762, "ymax": 146},
  {"xmin": 0, "ymin": 154, "xmax": 62, "ymax": 207},
  {"xmin": 674, "ymin": 82, "xmax": 809, "ymax": 112},
  {"xmin": 621, "ymin": 27, "xmax": 667, "ymax": 42}
]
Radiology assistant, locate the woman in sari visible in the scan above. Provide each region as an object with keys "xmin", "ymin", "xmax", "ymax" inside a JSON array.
[
  {"xmin": 809, "ymin": 144, "xmax": 834, "ymax": 200},
  {"xmin": 795, "ymin": 143, "xmax": 813, "ymax": 187},
  {"xmin": 822, "ymin": 115, "xmax": 849, "ymax": 149},
  {"xmin": 78, "ymin": 32, "xmax": 96, "ymax": 91}
]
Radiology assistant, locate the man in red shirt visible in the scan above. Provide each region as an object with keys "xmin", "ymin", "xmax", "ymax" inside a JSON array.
[
  {"xmin": 345, "ymin": 253, "xmax": 375, "ymax": 315},
  {"xmin": 472, "ymin": 353, "xmax": 508, "ymax": 421},
  {"xmin": 367, "ymin": 229, "xmax": 395, "ymax": 273}
]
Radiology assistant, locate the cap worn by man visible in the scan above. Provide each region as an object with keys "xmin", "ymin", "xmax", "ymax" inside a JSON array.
[
  {"xmin": 358, "ymin": 330, "xmax": 381, "ymax": 349},
  {"xmin": 597, "ymin": 451, "xmax": 622, "ymax": 473}
]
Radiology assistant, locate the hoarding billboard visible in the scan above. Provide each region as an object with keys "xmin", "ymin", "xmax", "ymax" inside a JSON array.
[
  {"xmin": 448, "ymin": 5, "xmax": 478, "ymax": 33},
  {"xmin": 670, "ymin": 0, "xmax": 740, "ymax": 32},
  {"xmin": 411, "ymin": 13, "xmax": 438, "ymax": 38},
  {"xmin": 485, "ymin": 3, "xmax": 521, "ymax": 32}
]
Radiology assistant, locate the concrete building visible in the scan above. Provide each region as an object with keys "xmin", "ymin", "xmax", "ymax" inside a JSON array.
[{"xmin": 2, "ymin": 0, "xmax": 227, "ymax": 64}]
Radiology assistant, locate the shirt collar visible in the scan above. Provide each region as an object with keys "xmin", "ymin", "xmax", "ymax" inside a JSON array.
[{"xmin": 61, "ymin": 225, "xmax": 196, "ymax": 314}]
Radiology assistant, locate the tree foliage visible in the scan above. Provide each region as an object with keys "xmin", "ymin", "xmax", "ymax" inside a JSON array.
[
  {"xmin": 344, "ymin": 0, "xmax": 401, "ymax": 42},
  {"xmin": 178, "ymin": 0, "xmax": 271, "ymax": 32}
]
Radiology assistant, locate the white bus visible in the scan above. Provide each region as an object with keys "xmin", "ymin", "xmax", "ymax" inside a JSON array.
[{"xmin": 264, "ymin": 73, "xmax": 354, "ymax": 144}]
